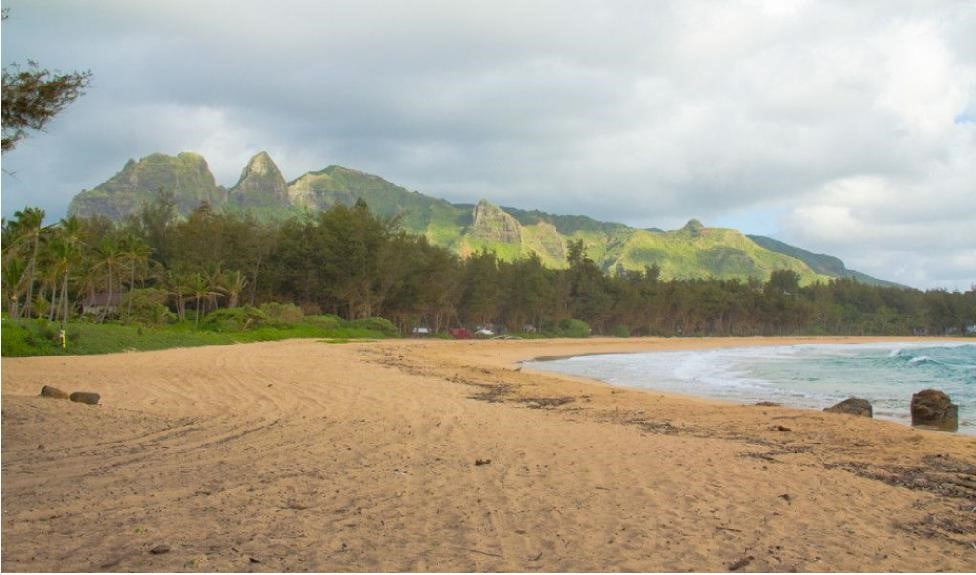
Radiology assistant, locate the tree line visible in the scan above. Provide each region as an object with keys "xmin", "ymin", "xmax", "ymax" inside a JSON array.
[{"xmin": 3, "ymin": 195, "xmax": 975, "ymax": 337}]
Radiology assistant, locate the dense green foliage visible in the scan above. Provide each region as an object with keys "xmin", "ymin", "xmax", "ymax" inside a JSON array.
[
  {"xmin": 66, "ymin": 151, "xmax": 895, "ymax": 285},
  {"xmin": 3, "ymin": 198, "xmax": 973, "ymax": 359},
  {"xmin": 1, "ymin": 316, "xmax": 389, "ymax": 357}
]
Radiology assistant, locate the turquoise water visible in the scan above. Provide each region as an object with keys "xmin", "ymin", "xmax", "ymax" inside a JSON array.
[{"xmin": 525, "ymin": 342, "xmax": 976, "ymax": 434}]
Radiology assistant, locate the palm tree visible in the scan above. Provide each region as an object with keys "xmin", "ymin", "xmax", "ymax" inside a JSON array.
[
  {"xmin": 91, "ymin": 234, "xmax": 126, "ymax": 322},
  {"xmin": 8, "ymin": 207, "xmax": 46, "ymax": 318},
  {"xmin": 48, "ymin": 218, "xmax": 85, "ymax": 327},
  {"xmin": 1, "ymin": 256, "xmax": 25, "ymax": 317},
  {"xmin": 120, "ymin": 234, "xmax": 152, "ymax": 322},
  {"xmin": 157, "ymin": 267, "xmax": 197, "ymax": 322},
  {"xmin": 220, "ymin": 269, "xmax": 248, "ymax": 309},
  {"xmin": 187, "ymin": 272, "xmax": 223, "ymax": 327}
]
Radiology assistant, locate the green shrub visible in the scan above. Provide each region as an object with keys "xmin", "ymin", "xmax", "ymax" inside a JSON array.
[
  {"xmin": 552, "ymin": 318, "xmax": 591, "ymax": 338},
  {"xmin": 0, "ymin": 318, "xmax": 66, "ymax": 356},
  {"xmin": 202, "ymin": 306, "xmax": 266, "ymax": 332},
  {"xmin": 2, "ymin": 320, "xmax": 43, "ymax": 356},
  {"xmin": 258, "ymin": 302, "xmax": 304, "ymax": 326},
  {"xmin": 612, "ymin": 324, "xmax": 631, "ymax": 338},
  {"xmin": 346, "ymin": 317, "xmax": 399, "ymax": 336},
  {"xmin": 121, "ymin": 288, "xmax": 175, "ymax": 326},
  {"xmin": 305, "ymin": 314, "xmax": 342, "ymax": 330}
]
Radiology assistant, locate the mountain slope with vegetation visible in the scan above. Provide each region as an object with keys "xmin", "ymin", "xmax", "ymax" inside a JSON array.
[
  {"xmin": 68, "ymin": 152, "xmax": 225, "ymax": 220},
  {"xmin": 66, "ymin": 151, "xmax": 890, "ymax": 286},
  {"xmin": 747, "ymin": 235, "xmax": 902, "ymax": 288},
  {"xmin": 5, "ymin": 199, "xmax": 972, "ymax": 350}
]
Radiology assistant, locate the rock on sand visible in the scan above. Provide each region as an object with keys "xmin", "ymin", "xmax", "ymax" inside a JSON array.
[
  {"xmin": 69, "ymin": 392, "xmax": 101, "ymax": 406},
  {"xmin": 824, "ymin": 397, "xmax": 873, "ymax": 418}
]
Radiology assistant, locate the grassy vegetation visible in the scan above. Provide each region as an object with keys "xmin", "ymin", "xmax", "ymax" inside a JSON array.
[
  {"xmin": 1, "ymin": 315, "xmax": 395, "ymax": 357},
  {"xmin": 615, "ymin": 227, "xmax": 829, "ymax": 284}
]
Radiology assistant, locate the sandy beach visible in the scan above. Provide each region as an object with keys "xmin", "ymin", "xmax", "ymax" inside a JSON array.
[{"xmin": 2, "ymin": 336, "xmax": 975, "ymax": 572}]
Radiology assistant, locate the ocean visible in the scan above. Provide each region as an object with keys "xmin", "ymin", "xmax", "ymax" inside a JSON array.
[{"xmin": 525, "ymin": 342, "xmax": 976, "ymax": 434}]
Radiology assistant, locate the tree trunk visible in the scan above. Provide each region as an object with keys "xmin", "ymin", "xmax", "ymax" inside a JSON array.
[
  {"xmin": 249, "ymin": 254, "xmax": 263, "ymax": 306},
  {"xmin": 127, "ymin": 264, "xmax": 136, "ymax": 321},
  {"xmin": 60, "ymin": 266, "xmax": 70, "ymax": 328},
  {"xmin": 48, "ymin": 282, "xmax": 57, "ymax": 322},
  {"xmin": 101, "ymin": 265, "xmax": 113, "ymax": 323},
  {"xmin": 23, "ymin": 233, "xmax": 40, "ymax": 318}
]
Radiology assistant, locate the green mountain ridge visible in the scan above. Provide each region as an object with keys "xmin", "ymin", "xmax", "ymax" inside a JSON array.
[
  {"xmin": 66, "ymin": 151, "xmax": 895, "ymax": 286},
  {"xmin": 69, "ymin": 152, "xmax": 225, "ymax": 220},
  {"xmin": 746, "ymin": 235, "xmax": 904, "ymax": 288}
]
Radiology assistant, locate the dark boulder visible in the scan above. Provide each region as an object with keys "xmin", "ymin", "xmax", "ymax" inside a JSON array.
[
  {"xmin": 910, "ymin": 389, "xmax": 958, "ymax": 432},
  {"xmin": 40, "ymin": 385, "xmax": 69, "ymax": 399},
  {"xmin": 824, "ymin": 397, "xmax": 873, "ymax": 418},
  {"xmin": 69, "ymin": 391, "xmax": 101, "ymax": 406}
]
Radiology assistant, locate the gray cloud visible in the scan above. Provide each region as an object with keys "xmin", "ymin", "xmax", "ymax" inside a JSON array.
[{"xmin": 2, "ymin": 0, "xmax": 973, "ymax": 289}]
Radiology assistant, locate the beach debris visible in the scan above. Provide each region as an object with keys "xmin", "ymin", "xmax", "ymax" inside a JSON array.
[
  {"xmin": 910, "ymin": 389, "xmax": 958, "ymax": 432},
  {"xmin": 728, "ymin": 555, "xmax": 754, "ymax": 571},
  {"xmin": 99, "ymin": 556, "xmax": 124, "ymax": 569},
  {"xmin": 824, "ymin": 397, "xmax": 873, "ymax": 418},
  {"xmin": 69, "ymin": 391, "xmax": 101, "ymax": 405},
  {"xmin": 249, "ymin": 556, "xmax": 262, "ymax": 564},
  {"xmin": 468, "ymin": 383, "xmax": 513, "ymax": 403},
  {"xmin": 754, "ymin": 401, "xmax": 780, "ymax": 407},
  {"xmin": 779, "ymin": 493, "xmax": 792, "ymax": 504},
  {"xmin": 770, "ymin": 424, "xmax": 791, "ymax": 432},
  {"xmin": 40, "ymin": 385, "xmax": 69, "ymax": 399},
  {"xmin": 475, "ymin": 458, "xmax": 492, "ymax": 466},
  {"xmin": 461, "ymin": 547, "xmax": 503, "ymax": 558},
  {"xmin": 285, "ymin": 499, "xmax": 311, "ymax": 510},
  {"xmin": 519, "ymin": 396, "xmax": 575, "ymax": 409},
  {"xmin": 149, "ymin": 544, "xmax": 171, "ymax": 555}
]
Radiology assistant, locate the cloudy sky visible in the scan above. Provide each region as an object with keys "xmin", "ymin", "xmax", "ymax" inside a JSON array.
[{"xmin": 2, "ymin": 0, "xmax": 974, "ymax": 289}]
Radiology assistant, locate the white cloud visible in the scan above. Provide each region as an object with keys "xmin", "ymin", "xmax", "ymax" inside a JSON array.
[{"xmin": 1, "ymin": 0, "xmax": 973, "ymax": 289}]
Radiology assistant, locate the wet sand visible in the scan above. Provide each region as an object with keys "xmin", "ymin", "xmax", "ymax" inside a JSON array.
[{"xmin": 2, "ymin": 336, "xmax": 975, "ymax": 571}]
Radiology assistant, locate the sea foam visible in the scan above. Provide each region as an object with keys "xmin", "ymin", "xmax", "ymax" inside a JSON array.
[{"xmin": 526, "ymin": 342, "xmax": 976, "ymax": 434}]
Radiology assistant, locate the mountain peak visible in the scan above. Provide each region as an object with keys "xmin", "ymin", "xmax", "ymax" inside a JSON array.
[
  {"xmin": 229, "ymin": 151, "xmax": 287, "ymax": 208},
  {"xmin": 67, "ymin": 152, "xmax": 896, "ymax": 285},
  {"xmin": 681, "ymin": 218, "xmax": 705, "ymax": 236},
  {"xmin": 244, "ymin": 151, "xmax": 276, "ymax": 174},
  {"xmin": 68, "ymin": 151, "xmax": 223, "ymax": 220},
  {"xmin": 471, "ymin": 198, "xmax": 521, "ymax": 244}
]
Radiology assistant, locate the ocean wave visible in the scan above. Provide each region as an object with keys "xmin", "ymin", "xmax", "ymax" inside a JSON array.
[{"xmin": 529, "ymin": 342, "xmax": 976, "ymax": 434}]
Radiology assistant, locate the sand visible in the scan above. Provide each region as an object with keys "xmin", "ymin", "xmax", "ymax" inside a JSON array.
[{"xmin": 2, "ymin": 336, "xmax": 975, "ymax": 572}]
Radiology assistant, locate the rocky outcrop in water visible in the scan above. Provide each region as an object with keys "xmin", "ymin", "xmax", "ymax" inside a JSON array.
[{"xmin": 910, "ymin": 389, "xmax": 958, "ymax": 432}]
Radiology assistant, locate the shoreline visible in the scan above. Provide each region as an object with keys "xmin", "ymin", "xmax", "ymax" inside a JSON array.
[
  {"xmin": 519, "ymin": 338, "xmax": 975, "ymax": 435},
  {"xmin": 3, "ymin": 336, "xmax": 975, "ymax": 571},
  {"xmin": 523, "ymin": 335, "xmax": 973, "ymax": 363}
]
